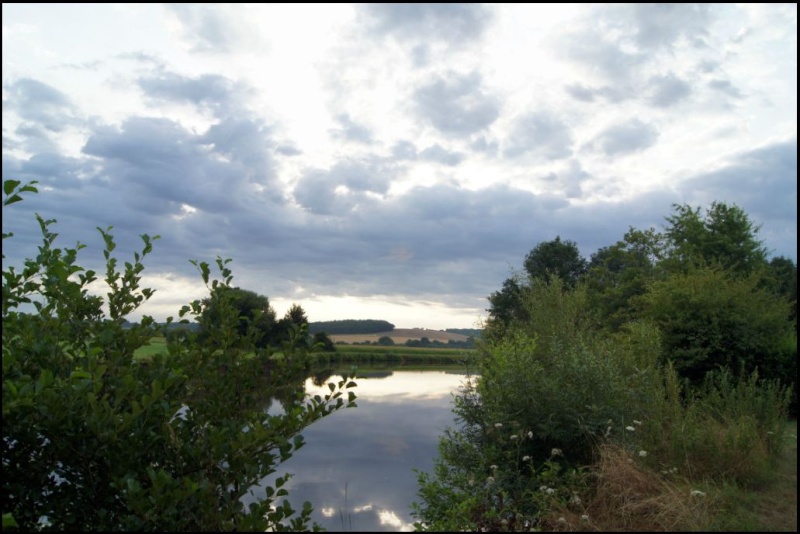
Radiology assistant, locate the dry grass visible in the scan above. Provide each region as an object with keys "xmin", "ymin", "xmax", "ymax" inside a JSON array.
[{"xmin": 543, "ymin": 444, "xmax": 714, "ymax": 532}]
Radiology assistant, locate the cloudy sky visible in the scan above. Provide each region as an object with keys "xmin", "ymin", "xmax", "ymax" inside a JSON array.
[{"xmin": 2, "ymin": 4, "xmax": 797, "ymax": 329}]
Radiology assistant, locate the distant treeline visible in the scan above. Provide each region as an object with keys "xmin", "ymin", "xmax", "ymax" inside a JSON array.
[
  {"xmin": 309, "ymin": 319, "xmax": 395, "ymax": 335},
  {"xmin": 445, "ymin": 328, "xmax": 482, "ymax": 338}
]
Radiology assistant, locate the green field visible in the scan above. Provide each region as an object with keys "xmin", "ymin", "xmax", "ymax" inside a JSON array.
[{"xmin": 134, "ymin": 336, "xmax": 476, "ymax": 366}]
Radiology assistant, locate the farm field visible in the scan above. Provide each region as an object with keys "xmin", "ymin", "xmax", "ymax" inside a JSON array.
[{"xmin": 330, "ymin": 328, "xmax": 471, "ymax": 344}]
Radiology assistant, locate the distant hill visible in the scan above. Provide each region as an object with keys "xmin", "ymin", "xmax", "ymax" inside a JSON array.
[{"xmin": 309, "ymin": 319, "xmax": 394, "ymax": 335}]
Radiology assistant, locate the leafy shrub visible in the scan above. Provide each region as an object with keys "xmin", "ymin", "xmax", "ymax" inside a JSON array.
[{"xmin": 2, "ymin": 179, "xmax": 356, "ymax": 531}]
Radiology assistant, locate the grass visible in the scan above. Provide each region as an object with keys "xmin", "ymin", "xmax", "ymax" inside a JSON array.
[{"xmin": 545, "ymin": 419, "xmax": 797, "ymax": 532}]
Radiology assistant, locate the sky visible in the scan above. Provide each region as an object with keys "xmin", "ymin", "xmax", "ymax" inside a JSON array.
[{"xmin": 2, "ymin": 3, "xmax": 797, "ymax": 330}]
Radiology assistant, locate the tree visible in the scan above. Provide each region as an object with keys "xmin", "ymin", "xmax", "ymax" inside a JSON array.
[
  {"xmin": 377, "ymin": 335, "xmax": 395, "ymax": 346},
  {"xmin": 663, "ymin": 201, "xmax": 768, "ymax": 275},
  {"xmin": 2, "ymin": 179, "xmax": 356, "ymax": 531},
  {"xmin": 311, "ymin": 331, "xmax": 336, "ymax": 352},
  {"xmin": 199, "ymin": 287, "xmax": 276, "ymax": 347},
  {"xmin": 523, "ymin": 236, "xmax": 587, "ymax": 288},
  {"xmin": 639, "ymin": 265, "xmax": 792, "ymax": 384},
  {"xmin": 585, "ymin": 227, "xmax": 665, "ymax": 331},
  {"xmin": 767, "ymin": 255, "xmax": 797, "ymax": 323}
]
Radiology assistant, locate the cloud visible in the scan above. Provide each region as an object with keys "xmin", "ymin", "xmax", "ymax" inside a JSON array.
[
  {"xmin": 590, "ymin": 119, "xmax": 659, "ymax": 156},
  {"xmin": 503, "ymin": 112, "xmax": 573, "ymax": 161},
  {"xmin": 708, "ymin": 78, "xmax": 743, "ymax": 98},
  {"xmin": 293, "ymin": 158, "xmax": 395, "ymax": 215},
  {"xmin": 390, "ymin": 141, "xmax": 464, "ymax": 166},
  {"xmin": 361, "ymin": 3, "xmax": 492, "ymax": 44},
  {"xmin": 680, "ymin": 138, "xmax": 797, "ymax": 259},
  {"xmin": 412, "ymin": 71, "xmax": 500, "ymax": 137},
  {"xmin": 647, "ymin": 73, "xmax": 692, "ymax": 107},
  {"xmin": 329, "ymin": 113, "xmax": 374, "ymax": 144},
  {"xmin": 3, "ymin": 78, "xmax": 77, "ymax": 132},
  {"xmin": 165, "ymin": 3, "xmax": 260, "ymax": 53},
  {"xmin": 628, "ymin": 3, "xmax": 712, "ymax": 50},
  {"xmin": 138, "ymin": 72, "xmax": 239, "ymax": 115}
]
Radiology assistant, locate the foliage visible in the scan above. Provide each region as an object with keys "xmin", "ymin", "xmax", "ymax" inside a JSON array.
[
  {"xmin": 522, "ymin": 236, "xmax": 587, "ymax": 288},
  {"xmin": 585, "ymin": 227, "xmax": 665, "ymax": 331},
  {"xmin": 199, "ymin": 287, "xmax": 277, "ymax": 348},
  {"xmin": 2, "ymin": 179, "xmax": 356, "ymax": 531},
  {"xmin": 662, "ymin": 201, "xmax": 768, "ymax": 275},
  {"xmin": 376, "ymin": 335, "xmax": 395, "ymax": 346},
  {"xmin": 413, "ymin": 280, "xmax": 664, "ymax": 531},
  {"xmin": 766, "ymin": 255, "xmax": 797, "ymax": 323},
  {"xmin": 638, "ymin": 265, "xmax": 793, "ymax": 385},
  {"xmin": 634, "ymin": 365, "xmax": 792, "ymax": 486}
]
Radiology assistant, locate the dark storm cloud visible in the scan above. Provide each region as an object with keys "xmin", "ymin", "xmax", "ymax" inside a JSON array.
[
  {"xmin": 647, "ymin": 73, "xmax": 692, "ymax": 107},
  {"xmin": 590, "ymin": 119, "xmax": 659, "ymax": 157},
  {"xmin": 502, "ymin": 112, "xmax": 573, "ymax": 161},
  {"xmin": 412, "ymin": 71, "xmax": 500, "ymax": 137},
  {"xmin": 361, "ymin": 3, "xmax": 492, "ymax": 44},
  {"xmin": 3, "ymin": 78, "xmax": 76, "ymax": 132},
  {"xmin": 680, "ymin": 139, "xmax": 797, "ymax": 260}
]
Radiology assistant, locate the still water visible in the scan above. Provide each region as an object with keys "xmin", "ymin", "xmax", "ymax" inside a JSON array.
[{"xmin": 251, "ymin": 369, "xmax": 471, "ymax": 532}]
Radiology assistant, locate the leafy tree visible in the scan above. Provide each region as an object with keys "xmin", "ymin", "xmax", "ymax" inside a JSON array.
[
  {"xmin": 199, "ymin": 287, "xmax": 277, "ymax": 347},
  {"xmin": 487, "ymin": 276, "xmax": 526, "ymax": 323},
  {"xmin": 523, "ymin": 236, "xmax": 587, "ymax": 288},
  {"xmin": 638, "ymin": 265, "xmax": 793, "ymax": 384},
  {"xmin": 311, "ymin": 331, "xmax": 336, "ymax": 352},
  {"xmin": 2, "ymin": 179, "xmax": 356, "ymax": 531},
  {"xmin": 272, "ymin": 303, "xmax": 311, "ymax": 348},
  {"xmin": 766, "ymin": 255, "xmax": 797, "ymax": 323},
  {"xmin": 377, "ymin": 335, "xmax": 395, "ymax": 346},
  {"xmin": 585, "ymin": 227, "xmax": 665, "ymax": 331},
  {"xmin": 663, "ymin": 201, "xmax": 768, "ymax": 275}
]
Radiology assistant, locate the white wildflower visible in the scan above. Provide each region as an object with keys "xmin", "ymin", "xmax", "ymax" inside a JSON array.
[
  {"xmin": 522, "ymin": 455, "xmax": 531, "ymax": 461},
  {"xmin": 625, "ymin": 426, "xmax": 635, "ymax": 432},
  {"xmin": 486, "ymin": 476, "xmax": 495, "ymax": 485},
  {"xmin": 510, "ymin": 434, "xmax": 518, "ymax": 440},
  {"xmin": 638, "ymin": 450, "xmax": 647, "ymax": 457},
  {"xmin": 494, "ymin": 423, "xmax": 503, "ymax": 428},
  {"xmin": 690, "ymin": 490, "xmax": 706, "ymax": 497},
  {"xmin": 571, "ymin": 495, "xmax": 582, "ymax": 505},
  {"xmin": 540, "ymin": 485, "xmax": 549, "ymax": 492},
  {"xmin": 551, "ymin": 448, "xmax": 562, "ymax": 456},
  {"xmin": 581, "ymin": 515, "xmax": 589, "ymax": 522},
  {"xmin": 528, "ymin": 431, "xmax": 534, "ymax": 439},
  {"xmin": 546, "ymin": 488, "xmax": 555, "ymax": 495},
  {"xmin": 633, "ymin": 420, "xmax": 642, "ymax": 426},
  {"xmin": 490, "ymin": 464, "xmax": 498, "ymax": 470},
  {"xmin": 557, "ymin": 517, "xmax": 567, "ymax": 524}
]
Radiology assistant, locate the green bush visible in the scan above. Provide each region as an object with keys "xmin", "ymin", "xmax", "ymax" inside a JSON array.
[
  {"xmin": 413, "ymin": 279, "xmax": 664, "ymax": 530},
  {"xmin": 2, "ymin": 179, "xmax": 356, "ymax": 531}
]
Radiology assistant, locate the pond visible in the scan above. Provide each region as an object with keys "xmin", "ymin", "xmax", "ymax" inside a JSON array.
[{"xmin": 249, "ymin": 368, "xmax": 472, "ymax": 532}]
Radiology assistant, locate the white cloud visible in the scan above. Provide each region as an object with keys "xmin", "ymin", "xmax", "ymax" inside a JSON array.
[{"xmin": 2, "ymin": 3, "xmax": 796, "ymax": 328}]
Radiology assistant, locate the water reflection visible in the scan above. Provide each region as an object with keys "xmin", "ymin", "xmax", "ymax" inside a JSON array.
[{"xmin": 251, "ymin": 369, "xmax": 470, "ymax": 532}]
